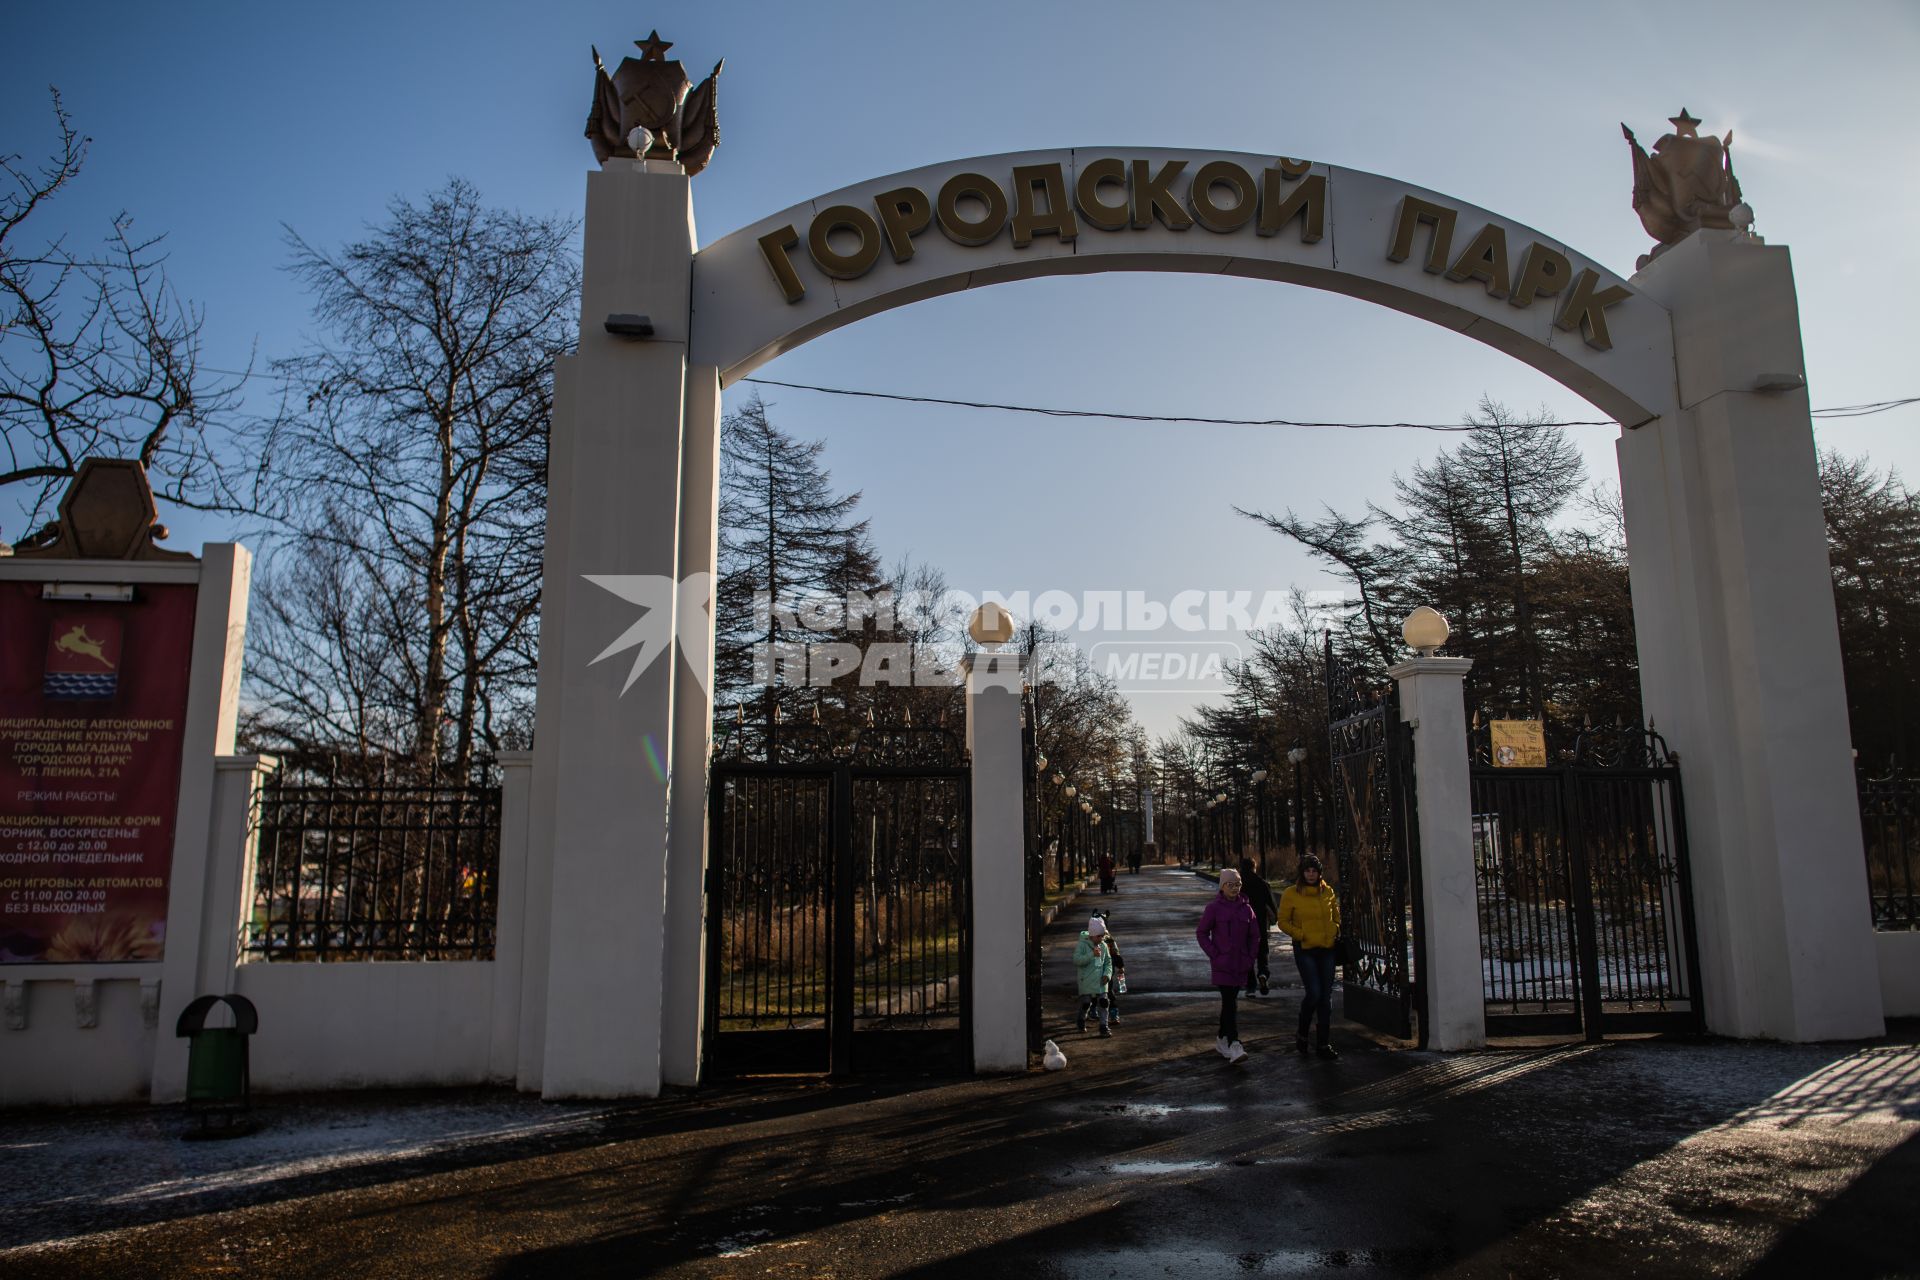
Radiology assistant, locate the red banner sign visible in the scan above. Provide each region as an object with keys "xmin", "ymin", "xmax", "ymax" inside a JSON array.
[{"xmin": 0, "ymin": 580, "xmax": 197, "ymax": 964}]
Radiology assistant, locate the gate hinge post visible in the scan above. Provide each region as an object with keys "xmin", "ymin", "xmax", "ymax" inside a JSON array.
[{"xmin": 1387, "ymin": 654, "xmax": 1484, "ymax": 1051}]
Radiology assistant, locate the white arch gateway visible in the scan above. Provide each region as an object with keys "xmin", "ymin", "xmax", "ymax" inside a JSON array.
[{"xmin": 521, "ymin": 148, "xmax": 1884, "ymax": 1098}]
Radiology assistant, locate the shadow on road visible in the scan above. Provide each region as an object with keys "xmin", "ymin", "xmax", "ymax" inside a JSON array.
[{"xmin": 4, "ymin": 867, "xmax": 1916, "ymax": 1278}]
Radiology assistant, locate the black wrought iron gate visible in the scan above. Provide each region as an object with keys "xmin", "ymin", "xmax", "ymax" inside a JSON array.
[
  {"xmin": 1325, "ymin": 641, "xmax": 1424, "ymax": 1041},
  {"xmin": 1470, "ymin": 724, "xmax": 1703, "ymax": 1039},
  {"xmin": 705, "ymin": 728, "xmax": 971, "ymax": 1076}
]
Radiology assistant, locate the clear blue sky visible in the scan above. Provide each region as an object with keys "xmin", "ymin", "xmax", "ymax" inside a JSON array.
[{"xmin": 11, "ymin": 1, "xmax": 1919, "ymax": 736}]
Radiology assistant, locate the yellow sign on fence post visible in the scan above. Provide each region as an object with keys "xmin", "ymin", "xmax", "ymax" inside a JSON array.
[{"xmin": 1489, "ymin": 719, "xmax": 1547, "ymax": 768}]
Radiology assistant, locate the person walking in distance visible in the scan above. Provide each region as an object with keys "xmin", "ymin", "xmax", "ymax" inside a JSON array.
[
  {"xmin": 1102, "ymin": 915, "xmax": 1126, "ymax": 1027},
  {"xmin": 1238, "ymin": 857, "xmax": 1276, "ymax": 997},
  {"xmin": 1278, "ymin": 855, "xmax": 1342, "ymax": 1059},
  {"xmin": 1196, "ymin": 867, "xmax": 1261, "ymax": 1062},
  {"xmin": 1075, "ymin": 915, "xmax": 1115, "ymax": 1037}
]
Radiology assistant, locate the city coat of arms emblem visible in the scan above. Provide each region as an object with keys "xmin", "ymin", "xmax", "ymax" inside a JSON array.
[{"xmin": 44, "ymin": 614, "xmax": 123, "ymax": 699}]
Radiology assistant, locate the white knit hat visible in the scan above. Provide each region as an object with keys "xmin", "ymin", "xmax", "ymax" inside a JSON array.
[{"xmin": 1087, "ymin": 916, "xmax": 1107, "ymax": 937}]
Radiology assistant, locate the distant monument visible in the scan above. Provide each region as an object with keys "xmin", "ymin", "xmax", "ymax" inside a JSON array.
[
  {"xmin": 1622, "ymin": 108, "xmax": 1752, "ymax": 268},
  {"xmin": 585, "ymin": 29, "xmax": 723, "ymax": 174}
]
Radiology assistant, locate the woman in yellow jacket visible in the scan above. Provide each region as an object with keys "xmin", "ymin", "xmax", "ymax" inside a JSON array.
[{"xmin": 1277, "ymin": 854, "xmax": 1342, "ymax": 1059}]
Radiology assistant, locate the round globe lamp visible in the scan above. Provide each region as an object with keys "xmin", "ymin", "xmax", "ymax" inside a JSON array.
[
  {"xmin": 1403, "ymin": 606, "xmax": 1451, "ymax": 656},
  {"xmin": 968, "ymin": 602, "xmax": 1017, "ymax": 647}
]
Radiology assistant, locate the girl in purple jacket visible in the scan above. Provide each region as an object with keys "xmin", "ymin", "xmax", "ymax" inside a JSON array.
[{"xmin": 1196, "ymin": 867, "xmax": 1262, "ymax": 1062}]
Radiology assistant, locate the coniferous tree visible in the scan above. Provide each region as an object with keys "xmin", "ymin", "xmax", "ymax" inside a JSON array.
[
  {"xmin": 1821, "ymin": 449, "xmax": 1920, "ymax": 765},
  {"xmin": 1447, "ymin": 398, "xmax": 1587, "ymax": 718},
  {"xmin": 715, "ymin": 393, "xmax": 883, "ymax": 756},
  {"xmin": 1241, "ymin": 397, "xmax": 1627, "ymax": 731}
]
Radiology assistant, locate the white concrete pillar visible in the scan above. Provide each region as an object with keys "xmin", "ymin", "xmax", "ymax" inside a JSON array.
[
  {"xmin": 148, "ymin": 545, "xmax": 252, "ymax": 1101},
  {"xmin": 1388, "ymin": 656, "xmax": 1484, "ymax": 1052},
  {"xmin": 660, "ymin": 366, "xmax": 721, "ymax": 1088},
  {"xmin": 517, "ymin": 361, "xmax": 577, "ymax": 1095},
  {"xmin": 491, "ymin": 751, "xmax": 532, "ymax": 1084},
  {"xmin": 964, "ymin": 650, "xmax": 1028, "ymax": 1073},
  {"xmin": 152, "ymin": 752, "xmax": 272, "ymax": 1102},
  {"xmin": 1622, "ymin": 231, "xmax": 1883, "ymax": 1041},
  {"xmin": 533, "ymin": 163, "xmax": 697, "ymax": 1098}
]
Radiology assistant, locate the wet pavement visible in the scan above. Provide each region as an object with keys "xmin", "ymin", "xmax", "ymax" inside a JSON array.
[{"xmin": 3, "ymin": 866, "xmax": 1917, "ymax": 1278}]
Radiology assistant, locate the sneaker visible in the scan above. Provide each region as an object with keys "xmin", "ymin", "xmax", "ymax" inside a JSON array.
[
  {"xmin": 1098, "ymin": 1024, "xmax": 1112, "ymax": 1038},
  {"xmin": 1245, "ymin": 988, "xmax": 1257, "ymax": 998},
  {"xmin": 1076, "ymin": 1015, "xmax": 1087, "ymax": 1033},
  {"xmin": 1258, "ymin": 973, "xmax": 1270, "ymax": 995},
  {"xmin": 1109, "ymin": 1016, "xmax": 1121, "ymax": 1026},
  {"xmin": 1215, "ymin": 1037, "xmax": 1232, "ymax": 1058},
  {"xmin": 1227, "ymin": 1042, "xmax": 1249, "ymax": 1064},
  {"xmin": 1317, "ymin": 1043, "xmax": 1341, "ymax": 1061},
  {"xmin": 1295, "ymin": 1037, "xmax": 1310, "ymax": 1056}
]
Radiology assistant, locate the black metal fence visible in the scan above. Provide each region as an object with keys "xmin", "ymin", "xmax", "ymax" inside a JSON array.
[
  {"xmin": 1325, "ymin": 640, "xmax": 1422, "ymax": 1042},
  {"xmin": 705, "ymin": 719, "xmax": 971, "ymax": 1076},
  {"xmin": 1860, "ymin": 760, "xmax": 1920, "ymax": 931},
  {"xmin": 1470, "ymin": 723, "xmax": 1702, "ymax": 1038},
  {"xmin": 245, "ymin": 761, "xmax": 502, "ymax": 961}
]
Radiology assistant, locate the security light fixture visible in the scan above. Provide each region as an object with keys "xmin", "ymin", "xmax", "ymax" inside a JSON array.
[
  {"xmin": 42, "ymin": 582, "xmax": 135, "ymax": 603},
  {"xmin": 604, "ymin": 313, "xmax": 655, "ymax": 338}
]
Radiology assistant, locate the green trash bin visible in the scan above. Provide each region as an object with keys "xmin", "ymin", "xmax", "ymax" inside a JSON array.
[
  {"xmin": 184, "ymin": 1026, "xmax": 247, "ymax": 1104},
  {"xmin": 175, "ymin": 994, "xmax": 258, "ymax": 1119}
]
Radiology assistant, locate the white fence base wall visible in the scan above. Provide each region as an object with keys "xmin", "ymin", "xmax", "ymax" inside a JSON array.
[
  {"xmin": 233, "ymin": 963, "xmax": 510, "ymax": 1091},
  {"xmin": 0, "ymin": 979, "xmax": 156, "ymax": 1106},
  {"xmin": 2, "ymin": 745, "xmax": 532, "ymax": 1108},
  {"xmin": 1877, "ymin": 933, "xmax": 1920, "ymax": 1018}
]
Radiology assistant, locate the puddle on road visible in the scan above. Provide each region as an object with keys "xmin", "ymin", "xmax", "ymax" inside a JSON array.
[
  {"xmin": 1096, "ymin": 1154, "xmax": 1305, "ymax": 1176},
  {"xmin": 1103, "ymin": 1159, "xmax": 1221, "ymax": 1175},
  {"xmin": 1092, "ymin": 1102, "xmax": 1228, "ymax": 1118},
  {"xmin": 710, "ymin": 1229, "xmax": 773, "ymax": 1257},
  {"xmin": 1045, "ymin": 1245, "xmax": 1450, "ymax": 1276}
]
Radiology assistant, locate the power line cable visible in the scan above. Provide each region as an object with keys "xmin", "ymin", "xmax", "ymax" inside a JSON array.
[
  {"xmin": 1810, "ymin": 398, "xmax": 1920, "ymax": 419},
  {"xmin": 191, "ymin": 362, "xmax": 1919, "ymax": 430},
  {"xmin": 742, "ymin": 378, "xmax": 1920, "ymax": 430}
]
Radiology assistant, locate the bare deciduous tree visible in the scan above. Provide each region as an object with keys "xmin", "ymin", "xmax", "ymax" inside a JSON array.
[
  {"xmin": 246, "ymin": 179, "xmax": 579, "ymax": 778},
  {"xmin": 1, "ymin": 88, "xmax": 247, "ymax": 539}
]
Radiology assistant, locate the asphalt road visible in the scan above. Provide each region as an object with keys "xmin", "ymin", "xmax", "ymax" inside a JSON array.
[{"xmin": 4, "ymin": 866, "xmax": 1917, "ymax": 1278}]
